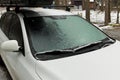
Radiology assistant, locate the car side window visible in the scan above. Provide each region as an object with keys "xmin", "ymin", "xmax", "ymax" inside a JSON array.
[
  {"xmin": 8, "ymin": 14, "xmax": 23, "ymax": 46},
  {"xmin": 0, "ymin": 13, "xmax": 13, "ymax": 37}
]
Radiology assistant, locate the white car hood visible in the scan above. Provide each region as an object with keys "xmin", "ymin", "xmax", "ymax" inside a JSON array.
[{"xmin": 36, "ymin": 41, "xmax": 120, "ymax": 80}]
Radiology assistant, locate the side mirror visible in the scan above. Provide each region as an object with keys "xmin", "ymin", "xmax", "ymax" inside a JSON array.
[{"xmin": 1, "ymin": 40, "xmax": 20, "ymax": 52}]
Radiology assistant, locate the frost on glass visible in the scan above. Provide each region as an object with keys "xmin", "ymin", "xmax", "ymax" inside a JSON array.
[{"xmin": 27, "ymin": 16, "xmax": 107, "ymax": 53}]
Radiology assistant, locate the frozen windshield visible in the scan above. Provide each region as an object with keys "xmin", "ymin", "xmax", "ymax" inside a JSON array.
[{"xmin": 24, "ymin": 15, "xmax": 107, "ymax": 53}]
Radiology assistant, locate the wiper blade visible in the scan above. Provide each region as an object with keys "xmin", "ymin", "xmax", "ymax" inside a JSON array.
[
  {"xmin": 35, "ymin": 50, "xmax": 75, "ymax": 61},
  {"xmin": 102, "ymin": 37, "xmax": 115, "ymax": 43},
  {"xmin": 35, "ymin": 50, "xmax": 74, "ymax": 56},
  {"xmin": 74, "ymin": 38, "xmax": 115, "ymax": 52},
  {"xmin": 74, "ymin": 41, "xmax": 103, "ymax": 52},
  {"xmin": 35, "ymin": 41, "xmax": 102, "ymax": 55}
]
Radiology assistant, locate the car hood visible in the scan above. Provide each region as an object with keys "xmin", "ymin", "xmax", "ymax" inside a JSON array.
[{"xmin": 35, "ymin": 41, "xmax": 120, "ymax": 80}]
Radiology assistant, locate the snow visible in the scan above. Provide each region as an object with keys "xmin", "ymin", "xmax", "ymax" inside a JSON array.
[
  {"xmin": 71, "ymin": 9, "xmax": 120, "ymax": 29},
  {"xmin": 71, "ymin": 10, "xmax": 120, "ymax": 24},
  {"xmin": 90, "ymin": 0, "xmax": 94, "ymax": 2},
  {"xmin": 99, "ymin": 26, "xmax": 114, "ymax": 30}
]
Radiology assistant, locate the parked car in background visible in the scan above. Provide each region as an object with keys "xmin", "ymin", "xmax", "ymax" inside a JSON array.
[{"xmin": 0, "ymin": 8, "xmax": 120, "ymax": 80}]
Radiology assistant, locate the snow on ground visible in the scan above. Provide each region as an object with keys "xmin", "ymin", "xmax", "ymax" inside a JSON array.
[
  {"xmin": 71, "ymin": 9, "xmax": 120, "ymax": 29},
  {"xmin": 111, "ymin": 11, "xmax": 120, "ymax": 24},
  {"xmin": 99, "ymin": 26, "xmax": 114, "ymax": 30},
  {"xmin": 71, "ymin": 10, "xmax": 120, "ymax": 24}
]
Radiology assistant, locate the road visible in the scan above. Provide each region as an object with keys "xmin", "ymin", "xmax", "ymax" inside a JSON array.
[
  {"xmin": 103, "ymin": 28, "xmax": 120, "ymax": 41},
  {"xmin": 0, "ymin": 27, "xmax": 120, "ymax": 80}
]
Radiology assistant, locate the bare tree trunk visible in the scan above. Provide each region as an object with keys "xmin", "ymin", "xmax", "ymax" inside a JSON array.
[
  {"xmin": 116, "ymin": 4, "xmax": 120, "ymax": 24},
  {"xmin": 86, "ymin": 0, "xmax": 90, "ymax": 21},
  {"xmin": 101, "ymin": 0, "xmax": 104, "ymax": 11},
  {"xmin": 94, "ymin": 0, "xmax": 96, "ymax": 10},
  {"xmin": 108, "ymin": 0, "xmax": 111, "ymax": 22},
  {"xmin": 82, "ymin": 0, "xmax": 86, "ymax": 10},
  {"xmin": 105, "ymin": 0, "xmax": 111, "ymax": 25},
  {"xmin": 54, "ymin": 0, "xmax": 59, "ymax": 5},
  {"xmin": 65, "ymin": 0, "xmax": 67, "ymax": 5}
]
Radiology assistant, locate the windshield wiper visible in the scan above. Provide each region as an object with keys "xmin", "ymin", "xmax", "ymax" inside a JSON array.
[
  {"xmin": 35, "ymin": 49, "xmax": 74, "ymax": 56},
  {"xmin": 35, "ymin": 41, "xmax": 103, "ymax": 56},
  {"xmin": 35, "ymin": 40, "xmax": 108, "ymax": 61},
  {"xmin": 35, "ymin": 50, "xmax": 75, "ymax": 60},
  {"xmin": 74, "ymin": 38, "xmax": 115, "ymax": 52},
  {"xmin": 73, "ymin": 41, "xmax": 103, "ymax": 52}
]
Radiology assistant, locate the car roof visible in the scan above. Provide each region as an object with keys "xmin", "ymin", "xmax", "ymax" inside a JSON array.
[{"xmin": 20, "ymin": 8, "xmax": 74, "ymax": 17}]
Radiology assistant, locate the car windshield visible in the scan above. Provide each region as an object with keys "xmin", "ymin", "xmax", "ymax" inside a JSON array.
[{"xmin": 24, "ymin": 15, "xmax": 110, "ymax": 60}]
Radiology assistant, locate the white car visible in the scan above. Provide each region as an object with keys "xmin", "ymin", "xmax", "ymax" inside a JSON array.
[{"xmin": 0, "ymin": 8, "xmax": 120, "ymax": 80}]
